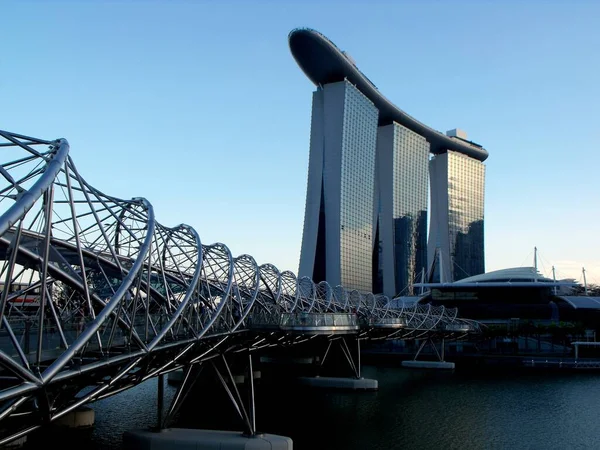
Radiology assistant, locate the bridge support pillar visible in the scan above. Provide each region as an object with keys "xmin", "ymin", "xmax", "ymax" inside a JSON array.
[
  {"xmin": 297, "ymin": 376, "xmax": 378, "ymax": 390},
  {"xmin": 210, "ymin": 352, "xmax": 260, "ymax": 436},
  {"xmin": 124, "ymin": 355, "xmax": 291, "ymax": 449},
  {"xmin": 298, "ymin": 336, "xmax": 378, "ymax": 390},
  {"xmin": 157, "ymin": 373, "xmax": 164, "ymax": 430},
  {"xmin": 160, "ymin": 364, "xmax": 204, "ymax": 430},
  {"xmin": 401, "ymin": 338, "xmax": 455, "ymax": 370},
  {"xmin": 53, "ymin": 406, "xmax": 95, "ymax": 429},
  {"xmin": 123, "ymin": 428, "xmax": 292, "ymax": 450}
]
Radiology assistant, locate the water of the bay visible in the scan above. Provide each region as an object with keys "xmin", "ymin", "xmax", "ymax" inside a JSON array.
[{"xmin": 23, "ymin": 365, "xmax": 600, "ymax": 449}]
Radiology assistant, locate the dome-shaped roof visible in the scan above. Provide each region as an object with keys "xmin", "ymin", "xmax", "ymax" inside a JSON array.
[{"xmin": 455, "ymin": 267, "xmax": 554, "ymax": 284}]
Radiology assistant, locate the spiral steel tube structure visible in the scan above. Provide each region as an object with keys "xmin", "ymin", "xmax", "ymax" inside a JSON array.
[{"xmin": 0, "ymin": 130, "xmax": 479, "ymax": 444}]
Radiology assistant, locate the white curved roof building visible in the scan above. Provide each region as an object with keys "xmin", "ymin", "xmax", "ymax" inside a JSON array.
[{"xmin": 456, "ymin": 267, "xmax": 556, "ymax": 284}]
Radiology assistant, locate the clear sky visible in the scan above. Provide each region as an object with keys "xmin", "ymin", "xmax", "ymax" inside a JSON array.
[{"xmin": 3, "ymin": 0, "xmax": 600, "ymax": 286}]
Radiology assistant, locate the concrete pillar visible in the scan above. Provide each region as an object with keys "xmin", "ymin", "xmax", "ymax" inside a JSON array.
[
  {"xmin": 401, "ymin": 360, "xmax": 455, "ymax": 370},
  {"xmin": 53, "ymin": 406, "xmax": 95, "ymax": 428},
  {"xmin": 123, "ymin": 428, "xmax": 292, "ymax": 450},
  {"xmin": 297, "ymin": 376, "xmax": 378, "ymax": 390}
]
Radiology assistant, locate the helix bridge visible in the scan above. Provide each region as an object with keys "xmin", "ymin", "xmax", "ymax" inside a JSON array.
[{"xmin": 0, "ymin": 129, "xmax": 479, "ymax": 444}]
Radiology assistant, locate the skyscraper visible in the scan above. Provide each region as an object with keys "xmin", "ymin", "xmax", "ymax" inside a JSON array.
[
  {"xmin": 375, "ymin": 123, "xmax": 429, "ymax": 297},
  {"xmin": 298, "ymin": 80, "xmax": 379, "ymax": 292},
  {"xmin": 290, "ymin": 28, "xmax": 488, "ymax": 296},
  {"xmin": 428, "ymin": 146, "xmax": 486, "ymax": 283}
]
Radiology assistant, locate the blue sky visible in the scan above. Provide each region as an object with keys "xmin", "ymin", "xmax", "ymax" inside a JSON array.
[{"xmin": 3, "ymin": 1, "xmax": 599, "ymax": 285}]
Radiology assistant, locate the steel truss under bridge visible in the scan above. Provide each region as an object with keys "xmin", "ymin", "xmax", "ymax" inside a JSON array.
[{"xmin": 0, "ymin": 130, "xmax": 480, "ymax": 444}]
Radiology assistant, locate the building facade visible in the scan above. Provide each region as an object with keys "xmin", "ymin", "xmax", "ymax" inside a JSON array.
[
  {"xmin": 375, "ymin": 123, "xmax": 429, "ymax": 297},
  {"xmin": 428, "ymin": 149, "xmax": 485, "ymax": 282},
  {"xmin": 298, "ymin": 80, "xmax": 379, "ymax": 292},
  {"xmin": 290, "ymin": 27, "xmax": 488, "ymax": 296}
]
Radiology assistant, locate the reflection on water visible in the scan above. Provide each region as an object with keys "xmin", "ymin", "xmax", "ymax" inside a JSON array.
[{"xmin": 23, "ymin": 366, "xmax": 600, "ymax": 449}]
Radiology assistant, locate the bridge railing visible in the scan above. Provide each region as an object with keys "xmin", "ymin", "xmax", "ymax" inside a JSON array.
[
  {"xmin": 246, "ymin": 311, "xmax": 360, "ymax": 332},
  {"xmin": 281, "ymin": 312, "xmax": 358, "ymax": 331},
  {"xmin": 366, "ymin": 317, "xmax": 407, "ymax": 329},
  {"xmin": 246, "ymin": 308, "xmax": 282, "ymax": 329},
  {"xmin": 442, "ymin": 323, "xmax": 473, "ymax": 333}
]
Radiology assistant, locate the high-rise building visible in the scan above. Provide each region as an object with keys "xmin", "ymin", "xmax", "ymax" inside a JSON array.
[
  {"xmin": 428, "ymin": 148, "xmax": 486, "ymax": 282},
  {"xmin": 375, "ymin": 123, "xmax": 429, "ymax": 297},
  {"xmin": 290, "ymin": 28, "xmax": 489, "ymax": 296},
  {"xmin": 298, "ymin": 80, "xmax": 379, "ymax": 292}
]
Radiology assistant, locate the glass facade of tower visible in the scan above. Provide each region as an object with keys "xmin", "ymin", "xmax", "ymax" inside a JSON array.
[
  {"xmin": 340, "ymin": 82, "xmax": 379, "ymax": 292},
  {"xmin": 298, "ymin": 74, "xmax": 486, "ymax": 293},
  {"xmin": 390, "ymin": 125, "xmax": 429, "ymax": 295},
  {"xmin": 447, "ymin": 151, "xmax": 485, "ymax": 281},
  {"xmin": 374, "ymin": 123, "xmax": 429, "ymax": 297}
]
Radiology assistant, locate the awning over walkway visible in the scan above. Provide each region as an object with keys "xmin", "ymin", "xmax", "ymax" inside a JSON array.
[{"xmin": 558, "ymin": 296, "xmax": 600, "ymax": 309}]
